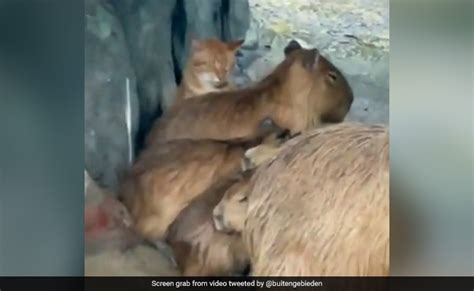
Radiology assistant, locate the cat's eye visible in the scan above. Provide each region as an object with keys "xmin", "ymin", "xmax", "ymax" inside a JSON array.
[{"xmin": 194, "ymin": 61, "xmax": 206, "ymax": 67}]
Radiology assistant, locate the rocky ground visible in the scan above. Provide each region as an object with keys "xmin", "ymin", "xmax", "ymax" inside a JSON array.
[{"xmin": 237, "ymin": 0, "xmax": 389, "ymax": 124}]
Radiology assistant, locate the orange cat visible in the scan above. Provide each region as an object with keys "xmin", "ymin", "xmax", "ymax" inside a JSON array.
[{"xmin": 174, "ymin": 38, "xmax": 244, "ymax": 106}]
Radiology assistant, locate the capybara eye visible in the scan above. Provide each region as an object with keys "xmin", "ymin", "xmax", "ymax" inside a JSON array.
[
  {"xmin": 238, "ymin": 196, "xmax": 248, "ymax": 203},
  {"xmin": 327, "ymin": 71, "xmax": 338, "ymax": 83}
]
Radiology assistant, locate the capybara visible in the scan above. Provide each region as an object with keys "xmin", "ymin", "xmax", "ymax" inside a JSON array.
[
  {"xmin": 213, "ymin": 123, "xmax": 389, "ymax": 276},
  {"xmin": 120, "ymin": 117, "xmax": 289, "ymax": 241},
  {"xmin": 174, "ymin": 38, "xmax": 244, "ymax": 105},
  {"xmin": 165, "ymin": 171, "xmax": 254, "ymax": 276},
  {"xmin": 145, "ymin": 40, "xmax": 354, "ymax": 146}
]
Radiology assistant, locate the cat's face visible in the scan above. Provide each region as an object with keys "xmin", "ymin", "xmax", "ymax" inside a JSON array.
[{"xmin": 190, "ymin": 38, "xmax": 244, "ymax": 89}]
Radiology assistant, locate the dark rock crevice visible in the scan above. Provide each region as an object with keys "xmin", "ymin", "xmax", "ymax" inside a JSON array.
[
  {"xmin": 85, "ymin": 0, "xmax": 250, "ymax": 192},
  {"xmin": 171, "ymin": 0, "xmax": 187, "ymax": 85}
]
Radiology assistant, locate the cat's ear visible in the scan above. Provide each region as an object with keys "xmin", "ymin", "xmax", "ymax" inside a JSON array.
[
  {"xmin": 228, "ymin": 39, "xmax": 245, "ymax": 51},
  {"xmin": 191, "ymin": 38, "xmax": 204, "ymax": 52}
]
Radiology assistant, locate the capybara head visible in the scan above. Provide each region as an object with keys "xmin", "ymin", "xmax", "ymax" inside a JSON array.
[
  {"xmin": 283, "ymin": 40, "xmax": 354, "ymax": 125},
  {"xmin": 213, "ymin": 171, "xmax": 253, "ymax": 234},
  {"xmin": 190, "ymin": 38, "xmax": 244, "ymax": 89}
]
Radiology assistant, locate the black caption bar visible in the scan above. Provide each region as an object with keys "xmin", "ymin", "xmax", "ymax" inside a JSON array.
[{"xmin": 0, "ymin": 277, "xmax": 472, "ymax": 291}]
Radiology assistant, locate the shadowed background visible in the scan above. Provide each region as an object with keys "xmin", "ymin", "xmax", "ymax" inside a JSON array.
[{"xmin": 0, "ymin": 0, "xmax": 472, "ymax": 276}]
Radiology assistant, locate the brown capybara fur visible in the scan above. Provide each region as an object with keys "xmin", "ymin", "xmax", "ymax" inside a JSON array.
[
  {"xmin": 119, "ymin": 118, "xmax": 289, "ymax": 241},
  {"xmin": 145, "ymin": 40, "xmax": 354, "ymax": 146},
  {"xmin": 165, "ymin": 171, "xmax": 254, "ymax": 276},
  {"xmin": 213, "ymin": 123, "xmax": 389, "ymax": 276}
]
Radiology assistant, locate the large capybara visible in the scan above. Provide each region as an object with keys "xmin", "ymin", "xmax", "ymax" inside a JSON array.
[
  {"xmin": 165, "ymin": 171, "xmax": 254, "ymax": 276},
  {"xmin": 145, "ymin": 40, "xmax": 354, "ymax": 146},
  {"xmin": 213, "ymin": 123, "xmax": 389, "ymax": 276},
  {"xmin": 119, "ymin": 118, "xmax": 289, "ymax": 241}
]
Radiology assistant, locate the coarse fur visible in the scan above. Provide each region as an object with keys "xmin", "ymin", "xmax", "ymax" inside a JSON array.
[
  {"xmin": 174, "ymin": 38, "xmax": 244, "ymax": 105},
  {"xmin": 213, "ymin": 123, "xmax": 389, "ymax": 276},
  {"xmin": 145, "ymin": 40, "xmax": 354, "ymax": 147},
  {"xmin": 120, "ymin": 118, "xmax": 289, "ymax": 241},
  {"xmin": 165, "ymin": 171, "xmax": 253, "ymax": 276}
]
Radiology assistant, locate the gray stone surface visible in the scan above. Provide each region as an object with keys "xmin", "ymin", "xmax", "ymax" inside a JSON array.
[
  {"xmin": 239, "ymin": 0, "xmax": 390, "ymax": 124},
  {"xmin": 85, "ymin": 0, "xmax": 139, "ymax": 192},
  {"xmin": 85, "ymin": 0, "xmax": 250, "ymax": 190},
  {"xmin": 112, "ymin": 0, "xmax": 176, "ymax": 148}
]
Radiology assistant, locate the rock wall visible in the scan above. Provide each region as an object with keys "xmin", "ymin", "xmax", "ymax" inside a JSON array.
[
  {"xmin": 85, "ymin": 0, "xmax": 139, "ymax": 193},
  {"xmin": 240, "ymin": 0, "xmax": 390, "ymax": 124},
  {"xmin": 85, "ymin": 0, "xmax": 250, "ymax": 192}
]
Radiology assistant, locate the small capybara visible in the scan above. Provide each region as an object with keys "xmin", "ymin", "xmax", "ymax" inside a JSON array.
[
  {"xmin": 165, "ymin": 171, "xmax": 254, "ymax": 276},
  {"xmin": 145, "ymin": 40, "xmax": 354, "ymax": 146},
  {"xmin": 119, "ymin": 117, "xmax": 289, "ymax": 241},
  {"xmin": 213, "ymin": 123, "xmax": 389, "ymax": 276}
]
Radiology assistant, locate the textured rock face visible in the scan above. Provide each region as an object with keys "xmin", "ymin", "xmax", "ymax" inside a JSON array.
[
  {"xmin": 112, "ymin": 0, "xmax": 177, "ymax": 150},
  {"xmin": 113, "ymin": 0, "xmax": 249, "ymax": 149},
  {"xmin": 85, "ymin": 0, "xmax": 250, "ymax": 191},
  {"xmin": 85, "ymin": 0, "xmax": 139, "ymax": 192},
  {"xmin": 240, "ymin": 0, "xmax": 390, "ymax": 124}
]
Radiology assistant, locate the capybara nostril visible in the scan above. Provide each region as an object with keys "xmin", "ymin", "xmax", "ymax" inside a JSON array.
[{"xmin": 214, "ymin": 213, "xmax": 223, "ymax": 222}]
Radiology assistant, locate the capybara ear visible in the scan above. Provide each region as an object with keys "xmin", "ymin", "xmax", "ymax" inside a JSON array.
[
  {"xmin": 301, "ymin": 48, "xmax": 320, "ymax": 71},
  {"xmin": 284, "ymin": 40, "xmax": 302, "ymax": 56},
  {"xmin": 228, "ymin": 39, "xmax": 245, "ymax": 51}
]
